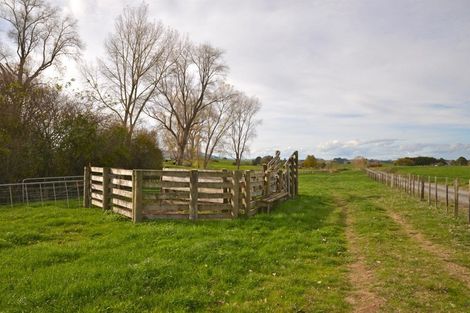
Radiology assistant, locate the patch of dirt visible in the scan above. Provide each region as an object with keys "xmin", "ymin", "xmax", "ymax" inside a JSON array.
[
  {"xmin": 337, "ymin": 198, "xmax": 384, "ymax": 313},
  {"xmin": 388, "ymin": 211, "xmax": 470, "ymax": 289}
]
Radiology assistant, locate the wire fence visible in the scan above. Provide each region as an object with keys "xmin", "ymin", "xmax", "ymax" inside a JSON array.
[{"xmin": 0, "ymin": 176, "xmax": 84, "ymax": 208}]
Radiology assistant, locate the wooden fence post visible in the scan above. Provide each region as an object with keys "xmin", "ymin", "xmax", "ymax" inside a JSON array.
[
  {"xmin": 83, "ymin": 165, "xmax": 91, "ymax": 208},
  {"xmin": 428, "ymin": 176, "xmax": 431, "ymax": 205},
  {"xmin": 263, "ymin": 164, "xmax": 269, "ymax": 196},
  {"xmin": 420, "ymin": 178, "xmax": 425, "ymax": 201},
  {"xmin": 132, "ymin": 170, "xmax": 143, "ymax": 223},
  {"xmin": 232, "ymin": 170, "xmax": 241, "ymax": 218},
  {"xmin": 445, "ymin": 177, "xmax": 449, "ymax": 212},
  {"xmin": 434, "ymin": 176, "xmax": 438, "ymax": 207},
  {"xmin": 189, "ymin": 170, "xmax": 198, "ymax": 220},
  {"xmin": 222, "ymin": 169, "xmax": 228, "ymax": 204},
  {"xmin": 468, "ymin": 180, "xmax": 470, "ymax": 224},
  {"xmin": 244, "ymin": 170, "xmax": 252, "ymax": 216},
  {"xmin": 102, "ymin": 167, "xmax": 110, "ymax": 210},
  {"xmin": 467, "ymin": 179, "xmax": 470, "ymax": 224},
  {"xmin": 454, "ymin": 179, "xmax": 459, "ymax": 218}
]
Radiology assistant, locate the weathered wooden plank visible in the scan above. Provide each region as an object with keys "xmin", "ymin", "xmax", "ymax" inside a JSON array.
[
  {"xmin": 90, "ymin": 167, "xmax": 103, "ymax": 173},
  {"xmin": 112, "ymin": 198, "xmax": 133, "ymax": 210},
  {"xmin": 91, "ymin": 183, "xmax": 103, "ymax": 191},
  {"xmin": 111, "ymin": 178, "xmax": 133, "ymax": 188},
  {"xmin": 91, "ymin": 192, "xmax": 103, "ymax": 201},
  {"xmin": 91, "ymin": 199, "xmax": 103, "ymax": 208},
  {"xmin": 161, "ymin": 170, "xmax": 191, "ymax": 177},
  {"xmin": 91, "ymin": 175, "xmax": 103, "ymax": 182},
  {"xmin": 112, "ymin": 207, "xmax": 132, "ymax": 218},
  {"xmin": 198, "ymin": 181, "xmax": 232, "ymax": 189},
  {"xmin": 156, "ymin": 192, "xmax": 190, "ymax": 200},
  {"xmin": 110, "ymin": 168, "xmax": 133, "ymax": 176},
  {"xmin": 198, "ymin": 171, "xmax": 233, "ymax": 178},
  {"xmin": 144, "ymin": 203, "xmax": 189, "ymax": 212},
  {"xmin": 110, "ymin": 188, "xmax": 133, "ymax": 199},
  {"xmin": 144, "ymin": 181, "xmax": 190, "ymax": 188},
  {"xmin": 198, "ymin": 192, "xmax": 232, "ymax": 199},
  {"xmin": 198, "ymin": 203, "xmax": 232, "ymax": 211}
]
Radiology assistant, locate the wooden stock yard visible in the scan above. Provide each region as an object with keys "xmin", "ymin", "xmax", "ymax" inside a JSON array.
[{"xmin": 83, "ymin": 151, "xmax": 299, "ymax": 222}]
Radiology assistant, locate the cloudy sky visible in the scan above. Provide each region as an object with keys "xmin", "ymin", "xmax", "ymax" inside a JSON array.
[{"xmin": 18, "ymin": 0, "xmax": 470, "ymax": 159}]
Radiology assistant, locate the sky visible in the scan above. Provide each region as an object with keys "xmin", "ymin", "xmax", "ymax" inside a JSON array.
[{"xmin": 5, "ymin": 0, "xmax": 470, "ymax": 160}]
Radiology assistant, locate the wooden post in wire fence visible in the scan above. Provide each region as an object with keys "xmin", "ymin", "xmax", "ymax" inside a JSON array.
[
  {"xmin": 446, "ymin": 177, "xmax": 449, "ymax": 212},
  {"xmin": 454, "ymin": 179, "xmax": 459, "ymax": 218},
  {"xmin": 428, "ymin": 176, "xmax": 431, "ymax": 205}
]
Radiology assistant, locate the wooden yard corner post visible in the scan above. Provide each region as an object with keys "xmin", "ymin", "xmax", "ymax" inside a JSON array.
[
  {"xmin": 132, "ymin": 170, "xmax": 143, "ymax": 223},
  {"xmin": 102, "ymin": 167, "xmax": 111, "ymax": 210},
  {"xmin": 232, "ymin": 170, "xmax": 242, "ymax": 218},
  {"xmin": 189, "ymin": 170, "xmax": 198, "ymax": 220},
  {"xmin": 83, "ymin": 165, "xmax": 91, "ymax": 208}
]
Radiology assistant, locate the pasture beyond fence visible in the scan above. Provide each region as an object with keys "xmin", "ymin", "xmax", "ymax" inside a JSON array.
[
  {"xmin": 366, "ymin": 168, "xmax": 470, "ymax": 223},
  {"xmin": 83, "ymin": 151, "xmax": 299, "ymax": 222}
]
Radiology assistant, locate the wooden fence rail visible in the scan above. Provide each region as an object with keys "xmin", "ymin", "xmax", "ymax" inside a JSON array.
[
  {"xmin": 366, "ymin": 168, "xmax": 470, "ymax": 223},
  {"xmin": 84, "ymin": 151, "xmax": 299, "ymax": 222}
]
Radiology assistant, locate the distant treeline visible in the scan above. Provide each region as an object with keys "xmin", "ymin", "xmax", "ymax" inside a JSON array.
[{"xmin": 395, "ymin": 156, "xmax": 468, "ymax": 166}]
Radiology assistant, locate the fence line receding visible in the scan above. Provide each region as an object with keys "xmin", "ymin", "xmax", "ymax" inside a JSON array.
[{"xmin": 366, "ymin": 168, "xmax": 470, "ymax": 223}]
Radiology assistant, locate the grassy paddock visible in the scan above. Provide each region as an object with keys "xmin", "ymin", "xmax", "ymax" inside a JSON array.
[
  {"xmin": 0, "ymin": 175, "xmax": 350, "ymax": 312},
  {"xmin": 2, "ymin": 171, "xmax": 470, "ymax": 312}
]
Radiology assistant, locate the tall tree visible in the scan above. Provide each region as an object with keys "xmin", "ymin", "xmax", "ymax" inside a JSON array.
[
  {"xmin": 0, "ymin": 0, "xmax": 82, "ymax": 86},
  {"xmin": 199, "ymin": 84, "xmax": 236, "ymax": 168},
  {"xmin": 229, "ymin": 93, "xmax": 261, "ymax": 169},
  {"xmin": 82, "ymin": 3, "xmax": 174, "ymax": 142},
  {"xmin": 147, "ymin": 40, "xmax": 227, "ymax": 165}
]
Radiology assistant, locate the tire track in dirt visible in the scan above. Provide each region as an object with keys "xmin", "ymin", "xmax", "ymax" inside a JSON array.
[
  {"xmin": 387, "ymin": 211, "xmax": 470, "ymax": 289},
  {"xmin": 335, "ymin": 197, "xmax": 384, "ymax": 313}
]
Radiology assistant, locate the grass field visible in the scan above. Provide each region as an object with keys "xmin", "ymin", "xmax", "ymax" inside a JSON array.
[{"xmin": 2, "ymin": 170, "xmax": 470, "ymax": 312}]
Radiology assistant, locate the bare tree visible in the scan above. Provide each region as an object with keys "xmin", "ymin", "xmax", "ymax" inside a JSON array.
[
  {"xmin": 229, "ymin": 93, "xmax": 261, "ymax": 169},
  {"xmin": 147, "ymin": 40, "xmax": 227, "ymax": 165},
  {"xmin": 199, "ymin": 84, "xmax": 236, "ymax": 168},
  {"xmin": 0, "ymin": 0, "xmax": 82, "ymax": 86},
  {"xmin": 82, "ymin": 3, "xmax": 174, "ymax": 142}
]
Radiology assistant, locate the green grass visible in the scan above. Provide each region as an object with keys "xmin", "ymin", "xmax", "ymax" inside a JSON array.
[
  {"xmin": 0, "ymin": 176, "xmax": 350, "ymax": 313},
  {"xmin": 2, "ymin": 170, "xmax": 470, "ymax": 312}
]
